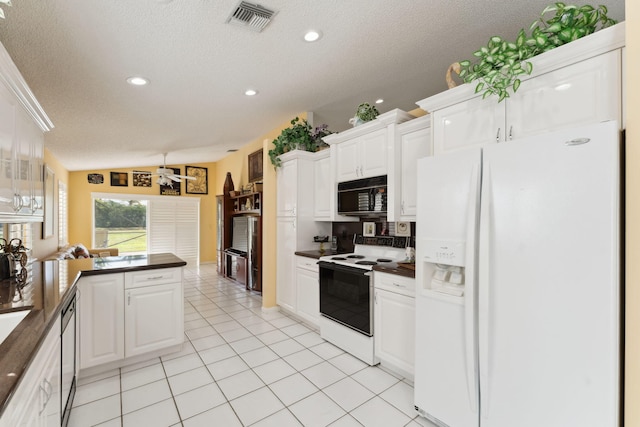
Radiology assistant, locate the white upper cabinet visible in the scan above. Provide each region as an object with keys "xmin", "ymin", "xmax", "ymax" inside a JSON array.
[
  {"xmin": 507, "ymin": 50, "xmax": 621, "ymax": 140},
  {"xmin": 277, "ymin": 157, "xmax": 299, "ymax": 217},
  {"xmin": 313, "ymin": 150, "xmax": 331, "ymax": 220},
  {"xmin": 0, "ymin": 40, "xmax": 52, "ymax": 221},
  {"xmin": 388, "ymin": 115, "xmax": 432, "ymax": 221},
  {"xmin": 418, "ymin": 23, "xmax": 625, "ymax": 155},
  {"xmin": 326, "ymin": 109, "xmax": 415, "ymax": 183}
]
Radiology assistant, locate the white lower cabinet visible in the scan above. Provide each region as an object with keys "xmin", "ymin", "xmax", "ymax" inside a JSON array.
[
  {"xmin": 276, "ymin": 217, "xmax": 296, "ymax": 312},
  {"xmin": 79, "ymin": 274, "xmax": 125, "ymax": 369},
  {"xmin": 79, "ymin": 267, "xmax": 183, "ymax": 371},
  {"xmin": 374, "ymin": 272, "xmax": 415, "ymax": 378},
  {"xmin": 125, "ymin": 282, "xmax": 183, "ymax": 358},
  {"xmin": 295, "ymin": 256, "xmax": 320, "ymax": 327},
  {"xmin": 0, "ymin": 317, "xmax": 61, "ymax": 427}
]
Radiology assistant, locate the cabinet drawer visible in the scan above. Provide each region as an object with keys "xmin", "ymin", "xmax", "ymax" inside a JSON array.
[
  {"xmin": 125, "ymin": 267, "xmax": 182, "ymax": 289},
  {"xmin": 374, "ymin": 272, "xmax": 415, "ymax": 297},
  {"xmin": 296, "ymin": 256, "xmax": 319, "ymax": 273}
]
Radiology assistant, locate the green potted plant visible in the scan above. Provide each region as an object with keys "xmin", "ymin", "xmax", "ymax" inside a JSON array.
[
  {"xmin": 457, "ymin": 3, "xmax": 616, "ymax": 102},
  {"xmin": 349, "ymin": 103, "xmax": 379, "ymax": 127},
  {"xmin": 268, "ymin": 117, "xmax": 333, "ymax": 168}
]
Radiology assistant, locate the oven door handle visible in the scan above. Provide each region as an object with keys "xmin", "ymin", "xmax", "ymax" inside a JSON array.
[{"xmin": 318, "ymin": 261, "xmax": 371, "ymax": 276}]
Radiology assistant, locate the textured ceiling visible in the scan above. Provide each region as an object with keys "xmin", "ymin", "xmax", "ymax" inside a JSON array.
[{"xmin": 0, "ymin": 0, "xmax": 626, "ymax": 171}]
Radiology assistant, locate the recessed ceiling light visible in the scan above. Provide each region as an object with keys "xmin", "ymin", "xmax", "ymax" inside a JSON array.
[
  {"xmin": 126, "ymin": 76, "xmax": 149, "ymax": 86},
  {"xmin": 245, "ymin": 89, "xmax": 258, "ymax": 96},
  {"xmin": 375, "ymin": 98, "xmax": 384, "ymax": 104},
  {"xmin": 304, "ymin": 30, "xmax": 322, "ymax": 42}
]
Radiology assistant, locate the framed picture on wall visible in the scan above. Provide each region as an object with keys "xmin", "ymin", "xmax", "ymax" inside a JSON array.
[
  {"xmin": 110, "ymin": 172, "xmax": 128, "ymax": 187},
  {"xmin": 248, "ymin": 149, "xmax": 263, "ymax": 183},
  {"xmin": 160, "ymin": 167, "xmax": 181, "ymax": 196},
  {"xmin": 132, "ymin": 171, "xmax": 152, "ymax": 187},
  {"xmin": 185, "ymin": 166, "xmax": 208, "ymax": 194}
]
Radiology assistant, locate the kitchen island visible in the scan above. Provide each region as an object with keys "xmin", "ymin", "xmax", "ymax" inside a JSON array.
[{"xmin": 0, "ymin": 253, "xmax": 186, "ymax": 422}]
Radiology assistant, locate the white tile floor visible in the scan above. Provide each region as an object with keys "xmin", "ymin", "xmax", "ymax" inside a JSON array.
[{"xmin": 69, "ymin": 264, "xmax": 437, "ymax": 427}]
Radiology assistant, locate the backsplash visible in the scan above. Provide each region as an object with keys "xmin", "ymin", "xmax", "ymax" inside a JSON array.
[{"xmin": 331, "ymin": 220, "xmax": 415, "ymax": 253}]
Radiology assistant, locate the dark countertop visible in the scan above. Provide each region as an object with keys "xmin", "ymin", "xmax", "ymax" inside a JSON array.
[
  {"xmin": 0, "ymin": 253, "xmax": 186, "ymax": 418},
  {"xmin": 295, "ymin": 250, "xmax": 416, "ymax": 279},
  {"xmin": 295, "ymin": 250, "xmax": 336, "ymax": 259},
  {"xmin": 372, "ymin": 262, "xmax": 416, "ymax": 279}
]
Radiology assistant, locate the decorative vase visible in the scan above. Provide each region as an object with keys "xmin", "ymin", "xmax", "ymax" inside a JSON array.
[
  {"xmin": 223, "ymin": 172, "xmax": 234, "ymax": 196},
  {"xmin": 348, "ymin": 116, "xmax": 365, "ymax": 127}
]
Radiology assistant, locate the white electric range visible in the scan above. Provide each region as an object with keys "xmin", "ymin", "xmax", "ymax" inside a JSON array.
[{"xmin": 317, "ymin": 236, "xmax": 409, "ymax": 365}]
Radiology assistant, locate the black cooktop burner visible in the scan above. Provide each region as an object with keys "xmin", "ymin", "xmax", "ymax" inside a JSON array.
[
  {"xmin": 376, "ymin": 258, "xmax": 393, "ymax": 263},
  {"xmin": 355, "ymin": 260, "xmax": 377, "ymax": 265},
  {"xmin": 347, "ymin": 255, "xmax": 365, "ymax": 259},
  {"xmin": 331, "ymin": 257, "xmax": 347, "ymax": 260}
]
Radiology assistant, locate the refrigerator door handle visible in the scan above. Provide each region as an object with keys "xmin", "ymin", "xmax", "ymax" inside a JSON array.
[
  {"xmin": 478, "ymin": 163, "xmax": 492, "ymax": 419},
  {"xmin": 464, "ymin": 161, "xmax": 480, "ymax": 413}
]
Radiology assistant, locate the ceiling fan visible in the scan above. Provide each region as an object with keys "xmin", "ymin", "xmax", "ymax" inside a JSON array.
[{"xmin": 133, "ymin": 153, "xmax": 195, "ymax": 187}]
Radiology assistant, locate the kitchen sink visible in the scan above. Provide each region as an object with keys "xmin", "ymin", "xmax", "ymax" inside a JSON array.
[{"xmin": 0, "ymin": 310, "xmax": 29, "ymax": 346}]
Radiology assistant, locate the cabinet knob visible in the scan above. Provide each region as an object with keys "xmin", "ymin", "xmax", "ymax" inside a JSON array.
[{"xmin": 496, "ymin": 128, "xmax": 501, "ymax": 143}]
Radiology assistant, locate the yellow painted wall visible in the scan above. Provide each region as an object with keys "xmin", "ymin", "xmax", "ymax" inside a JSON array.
[
  {"xmin": 31, "ymin": 147, "xmax": 70, "ymax": 260},
  {"xmin": 215, "ymin": 113, "xmax": 308, "ymax": 308},
  {"xmin": 626, "ymin": 2, "xmax": 639, "ymax": 425},
  {"xmin": 67, "ymin": 161, "xmax": 217, "ymax": 262}
]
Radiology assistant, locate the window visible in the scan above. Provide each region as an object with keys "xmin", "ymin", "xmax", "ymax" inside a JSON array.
[
  {"xmin": 91, "ymin": 193, "xmax": 200, "ymax": 264},
  {"xmin": 58, "ymin": 181, "xmax": 68, "ymax": 248},
  {"xmin": 93, "ymin": 197, "xmax": 147, "ymax": 254}
]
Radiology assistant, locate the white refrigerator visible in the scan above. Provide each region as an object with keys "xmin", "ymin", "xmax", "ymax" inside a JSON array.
[{"xmin": 414, "ymin": 121, "xmax": 620, "ymax": 427}]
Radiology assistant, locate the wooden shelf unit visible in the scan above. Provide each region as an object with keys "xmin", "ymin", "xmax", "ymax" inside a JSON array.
[{"xmin": 231, "ymin": 191, "xmax": 262, "ymax": 215}]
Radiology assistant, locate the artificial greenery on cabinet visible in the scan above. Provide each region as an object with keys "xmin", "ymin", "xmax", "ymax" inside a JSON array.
[
  {"xmin": 457, "ymin": 3, "xmax": 617, "ymax": 102},
  {"xmin": 268, "ymin": 117, "xmax": 332, "ymax": 168}
]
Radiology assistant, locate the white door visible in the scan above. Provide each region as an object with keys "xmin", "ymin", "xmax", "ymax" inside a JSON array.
[
  {"xmin": 276, "ymin": 217, "xmax": 296, "ymax": 312},
  {"xmin": 360, "ymin": 128, "xmax": 387, "ymax": 178},
  {"xmin": 125, "ymin": 282, "xmax": 184, "ymax": 357},
  {"xmin": 296, "ymin": 264, "xmax": 319, "ymax": 326},
  {"xmin": 277, "ymin": 159, "xmax": 298, "ymax": 216},
  {"xmin": 335, "ymin": 138, "xmax": 359, "ymax": 182},
  {"xmin": 400, "ymin": 127, "xmax": 431, "ymax": 219},
  {"xmin": 507, "ymin": 50, "xmax": 621, "ymax": 140},
  {"xmin": 374, "ymin": 288, "xmax": 415, "ymax": 376},
  {"xmin": 433, "ymin": 96, "xmax": 505, "ymax": 155},
  {"xmin": 414, "ymin": 148, "xmax": 481, "ymax": 427},
  {"xmin": 313, "ymin": 156, "xmax": 331, "ymax": 220},
  {"xmin": 479, "ymin": 121, "xmax": 620, "ymax": 427},
  {"xmin": 79, "ymin": 275, "xmax": 125, "ymax": 369}
]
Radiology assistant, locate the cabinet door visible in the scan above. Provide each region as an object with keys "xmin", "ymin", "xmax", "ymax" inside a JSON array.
[
  {"xmin": 507, "ymin": 50, "xmax": 621, "ymax": 140},
  {"xmin": 277, "ymin": 159, "xmax": 298, "ymax": 216},
  {"xmin": 400, "ymin": 127, "xmax": 431, "ymax": 220},
  {"xmin": 79, "ymin": 274, "xmax": 125, "ymax": 369},
  {"xmin": 40, "ymin": 335, "xmax": 61, "ymax": 427},
  {"xmin": 374, "ymin": 289, "xmax": 415, "ymax": 377},
  {"xmin": 314, "ymin": 156, "xmax": 331, "ymax": 220},
  {"xmin": 276, "ymin": 217, "xmax": 296, "ymax": 312},
  {"xmin": 335, "ymin": 138, "xmax": 359, "ymax": 182},
  {"xmin": 296, "ymin": 264, "xmax": 319, "ymax": 327},
  {"xmin": 125, "ymin": 282, "xmax": 184, "ymax": 358},
  {"xmin": 360, "ymin": 128, "xmax": 388, "ymax": 178},
  {"xmin": 0, "ymin": 83, "xmax": 16, "ymax": 215},
  {"xmin": 14, "ymin": 112, "xmax": 34, "ymax": 216},
  {"xmin": 433, "ymin": 96, "xmax": 506, "ymax": 155}
]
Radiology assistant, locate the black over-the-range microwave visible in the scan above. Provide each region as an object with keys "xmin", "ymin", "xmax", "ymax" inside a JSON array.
[{"xmin": 337, "ymin": 175, "xmax": 387, "ymax": 216}]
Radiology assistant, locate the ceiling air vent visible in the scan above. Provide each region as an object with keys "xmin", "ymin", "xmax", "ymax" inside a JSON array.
[{"xmin": 227, "ymin": 1, "xmax": 276, "ymax": 32}]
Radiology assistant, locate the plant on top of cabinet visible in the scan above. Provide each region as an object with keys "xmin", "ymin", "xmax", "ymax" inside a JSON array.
[
  {"xmin": 268, "ymin": 117, "xmax": 332, "ymax": 168},
  {"xmin": 349, "ymin": 102, "xmax": 379, "ymax": 127},
  {"xmin": 455, "ymin": 3, "xmax": 617, "ymax": 102}
]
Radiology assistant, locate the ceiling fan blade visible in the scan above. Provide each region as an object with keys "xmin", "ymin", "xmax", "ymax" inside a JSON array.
[
  {"xmin": 167, "ymin": 175, "xmax": 182, "ymax": 182},
  {"xmin": 171, "ymin": 174, "xmax": 196, "ymax": 180}
]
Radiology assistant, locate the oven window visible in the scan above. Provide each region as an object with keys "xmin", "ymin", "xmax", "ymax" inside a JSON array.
[{"xmin": 319, "ymin": 264, "xmax": 372, "ymax": 336}]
